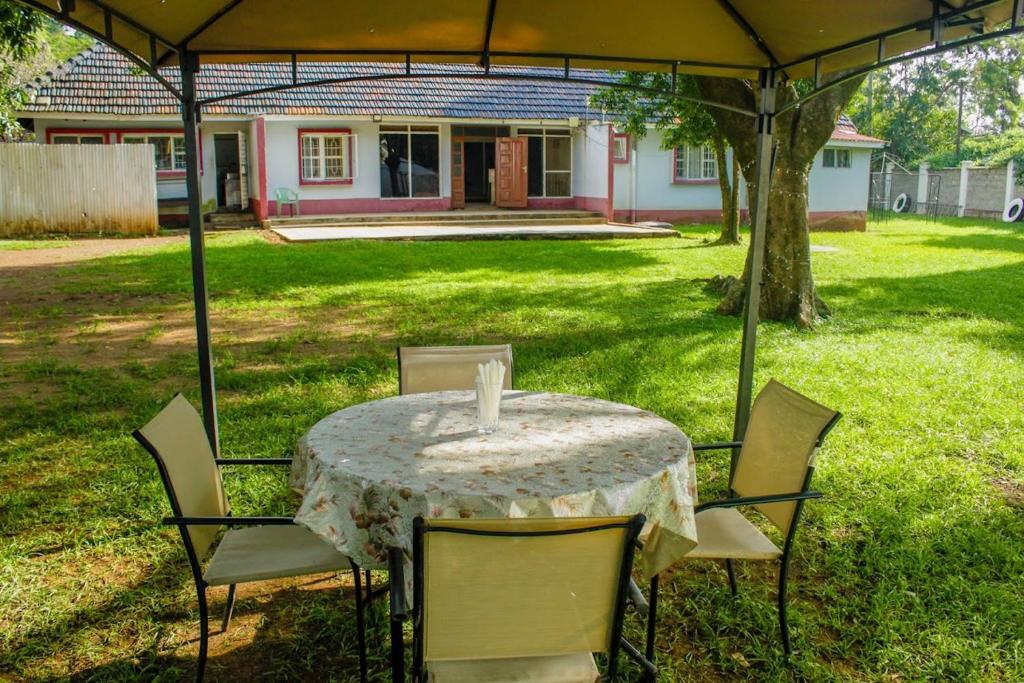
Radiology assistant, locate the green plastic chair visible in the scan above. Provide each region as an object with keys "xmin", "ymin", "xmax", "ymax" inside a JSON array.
[{"xmin": 274, "ymin": 187, "xmax": 300, "ymax": 217}]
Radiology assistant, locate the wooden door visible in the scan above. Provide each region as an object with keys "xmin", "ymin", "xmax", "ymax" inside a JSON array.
[
  {"xmin": 495, "ymin": 136, "xmax": 527, "ymax": 208},
  {"xmin": 451, "ymin": 127, "xmax": 465, "ymax": 209}
]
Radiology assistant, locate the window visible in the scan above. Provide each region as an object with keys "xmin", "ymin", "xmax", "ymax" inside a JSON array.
[
  {"xmin": 518, "ymin": 127, "xmax": 572, "ymax": 197},
  {"xmin": 823, "ymin": 148, "xmax": 852, "ymax": 168},
  {"xmin": 299, "ymin": 129, "xmax": 355, "ymax": 184},
  {"xmin": 379, "ymin": 125, "xmax": 440, "ymax": 198},
  {"xmin": 122, "ymin": 133, "xmax": 187, "ymax": 172},
  {"xmin": 51, "ymin": 134, "xmax": 105, "ymax": 145},
  {"xmin": 612, "ymin": 133, "xmax": 630, "ymax": 163},
  {"xmin": 674, "ymin": 144, "xmax": 718, "ymax": 181}
]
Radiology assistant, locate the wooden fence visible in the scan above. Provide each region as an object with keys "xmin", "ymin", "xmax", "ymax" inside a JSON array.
[{"xmin": 0, "ymin": 144, "xmax": 158, "ymax": 237}]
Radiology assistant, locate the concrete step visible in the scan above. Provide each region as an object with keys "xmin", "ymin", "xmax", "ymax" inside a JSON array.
[
  {"xmin": 267, "ymin": 216, "xmax": 608, "ymax": 230},
  {"xmin": 205, "ymin": 212, "xmax": 259, "ymax": 229},
  {"xmin": 267, "ymin": 210, "xmax": 604, "ymax": 228}
]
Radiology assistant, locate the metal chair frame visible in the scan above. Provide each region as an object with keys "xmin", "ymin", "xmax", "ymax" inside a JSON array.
[
  {"xmin": 387, "ymin": 514, "xmax": 655, "ymax": 682},
  {"xmin": 134, "ymin": 427, "xmax": 378, "ymax": 683},
  {"xmin": 642, "ymin": 411, "xmax": 841, "ymax": 659}
]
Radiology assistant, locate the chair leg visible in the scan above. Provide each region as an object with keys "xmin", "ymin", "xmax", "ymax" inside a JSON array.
[
  {"xmin": 778, "ymin": 556, "xmax": 793, "ymax": 656},
  {"xmin": 726, "ymin": 559, "xmax": 738, "ymax": 596},
  {"xmin": 644, "ymin": 574, "xmax": 659, "ymax": 682},
  {"xmin": 351, "ymin": 562, "xmax": 368, "ymax": 683},
  {"xmin": 197, "ymin": 586, "xmax": 209, "ymax": 683},
  {"xmin": 221, "ymin": 584, "xmax": 237, "ymax": 633}
]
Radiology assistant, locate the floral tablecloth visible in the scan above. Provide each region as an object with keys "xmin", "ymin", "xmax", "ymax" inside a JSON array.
[{"xmin": 291, "ymin": 390, "xmax": 697, "ymax": 579}]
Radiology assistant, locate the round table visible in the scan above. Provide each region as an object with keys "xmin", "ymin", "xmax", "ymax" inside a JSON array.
[{"xmin": 290, "ymin": 390, "xmax": 698, "ymax": 578}]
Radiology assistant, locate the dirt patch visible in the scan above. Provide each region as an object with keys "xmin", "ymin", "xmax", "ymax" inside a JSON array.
[
  {"xmin": 991, "ymin": 476, "xmax": 1024, "ymax": 507},
  {"xmin": 0, "ymin": 234, "xmax": 187, "ymax": 270}
]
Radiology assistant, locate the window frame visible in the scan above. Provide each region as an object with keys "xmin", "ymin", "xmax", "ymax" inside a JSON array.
[
  {"xmin": 378, "ymin": 124, "xmax": 441, "ymax": 199},
  {"xmin": 517, "ymin": 127, "xmax": 573, "ymax": 198},
  {"xmin": 120, "ymin": 132, "xmax": 188, "ymax": 175},
  {"xmin": 297, "ymin": 128, "xmax": 356, "ymax": 186},
  {"xmin": 822, "ymin": 148, "xmax": 852, "ymax": 169},
  {"xmin": 612, "ymin": 132, "xmax": 630, "ymax": 163},
  {"xmin": 672, "ymin": 144, "xmax": 719, "ymax": 184}
]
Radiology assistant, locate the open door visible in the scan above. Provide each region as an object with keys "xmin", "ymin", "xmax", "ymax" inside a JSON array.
[
  {"xmin": 237, "ymin": 130, "xmax": 249, "ymax": 210},
  {"xmin": 495, "ymin": 136, "xmax": 527, "ymax": 208},
  {"xmin": 451, "ymin": 127, "xmax": 465, "ymax": 209}
]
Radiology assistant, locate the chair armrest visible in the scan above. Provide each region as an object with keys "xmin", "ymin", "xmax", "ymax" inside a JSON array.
[
  {"xmin": 215, "ymin": 458, "xmax": 293, "ymax": 465},
  {"xmin": 692, "ymin": 440, "xmax": 743, "ymax": 452},
  {"xmin": 162, "ymin": 516, "xmax": 295, "ymax": 525},
  {"xmin": 627, "ymin": 577, "xmax": 649, "ymax": 616},
  {"xmin": 695, "ymin": 490, "xmax": 822, "ymax": 513},
  {"xmin": 387, "ymin": 547, "xmax": 409, "ymax": 623}
]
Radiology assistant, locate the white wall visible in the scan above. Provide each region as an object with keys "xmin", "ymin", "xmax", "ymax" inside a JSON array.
[
  {"xmin": 613, "ymin": 132, "xmax": 733, "ymax": 213},
  {"xmin": 572, "ymin": 124, "xmax": 610, "ymax": 200},
  {"xmin": 264, "ymin": 120, "xmax": 452, "ymax": 203},
  {"xmin": 612, "ymin": 127, "xmax": 878, "ymax": 216},
  {"xmin": 807, "ymin": 145, "xmax": 874, "ymax": 213}
]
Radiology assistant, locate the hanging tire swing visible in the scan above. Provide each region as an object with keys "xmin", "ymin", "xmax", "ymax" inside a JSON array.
[
  {"xmin": 1002, "ymin": 198, "xmax": 1024, "ymax": 223},
  {"xmin": 892, "ymin": 193, "xmax": 910, "ymax": 213}
]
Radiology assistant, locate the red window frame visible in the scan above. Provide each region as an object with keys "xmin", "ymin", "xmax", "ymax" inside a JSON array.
[
  {"xmin": 45, "ymin": 127, "xmax": 197, "ymax": 178},
  {"xmin": 612, "ymin": 132, "xmax": 630, "ymax": 163},
  {"xmin": 671, "ymin": 144, "xmax": 719, "ymax": 185},
  {"xmin": 297, "ymin": 128, "xmax": 354, "ymax": 186}
]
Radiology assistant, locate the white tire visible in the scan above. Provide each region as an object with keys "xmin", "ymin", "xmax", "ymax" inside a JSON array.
[
  {"xmin": 892, "ymin": 193, "xmax": 910, "ymax": 213},
  {"xmin": 1002, "ymin": 197, "xmax": 1024, "ymax": 223}
]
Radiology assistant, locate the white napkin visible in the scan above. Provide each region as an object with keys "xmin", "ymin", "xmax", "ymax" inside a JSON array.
[{"xmin": 476, "ymin": 359, "xmax": 505, "ymax": 423}]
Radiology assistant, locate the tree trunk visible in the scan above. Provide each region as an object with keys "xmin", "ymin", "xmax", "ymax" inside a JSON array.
[
  {"xmin": 694, "ymin": 75, "xmax": 865, "ymax": 327},
  {"xmin": 713, "ymin": 135, "xmax": 740, "ymax": 244}
]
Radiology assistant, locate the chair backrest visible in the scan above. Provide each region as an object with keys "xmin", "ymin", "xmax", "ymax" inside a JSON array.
[
  {"xmin": 397, "ymin": 344, "xmax": 514, "ymax": 395},
  {"xmin": 732, "ymin": 379, "xmax": 840, "ymax": 535},
  {"xmin": 133, "ymin": 394, "xmax": 229, "ymax": 560},
  {"xmin": 414, "ymin": 515, "xmax": 643, "ymax": 666},
  {"xmin": 275, "ymin": 187, "xmax": 297, "ymax": 202}
]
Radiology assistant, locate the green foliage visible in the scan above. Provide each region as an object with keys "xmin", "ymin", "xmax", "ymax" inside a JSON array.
[
  {"xmin": 0, "ymin": 0, "xmax": 43, "ymax": 138},
  {"xmin": 929, "ymin": 129, "xmax": 1024, "ymax": 182},
  {"xmin": 848, "ymin": 37, "xmax": 1024, "ymax": 166},
  {"xmin": 2, "ymin": 218, "xmax": 1024, "ymax": 680},
  {"xmin": 39, "ymin": 17, "xmax": 92, "ymax": 63},
  {"xmin": 589, "ymin": 72, "xmax": 716, "ymax": 149}
]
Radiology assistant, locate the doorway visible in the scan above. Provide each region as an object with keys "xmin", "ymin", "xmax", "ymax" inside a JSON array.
[
  {"xmin": 214, "ymin": 133, "xmax": 241, "ymax": 210},
  {"xmin": 464, "ymin": 141, "xmax": 495, "ymax": 204}
]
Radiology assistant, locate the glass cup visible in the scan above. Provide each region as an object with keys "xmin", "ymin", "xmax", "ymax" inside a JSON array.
[{"xmin": 475, "ymin": 377, "xmax": 502, "ymax": 434}]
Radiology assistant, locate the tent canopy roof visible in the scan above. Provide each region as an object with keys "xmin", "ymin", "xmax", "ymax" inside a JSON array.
[{"xmin": 21, "ymin": 0, "xmax": 1018, "ymax": 84}]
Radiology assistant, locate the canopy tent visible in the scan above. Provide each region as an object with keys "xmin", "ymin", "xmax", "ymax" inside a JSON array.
[{"xmin": 16, "ymin": 0, "xmax": 1024, "ymax": 460}]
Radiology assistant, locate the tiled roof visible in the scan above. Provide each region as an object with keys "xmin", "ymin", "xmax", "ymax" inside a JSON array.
[
  {"xmin": 832, "ymin": 114, "xmax": 885, "ymax": 144},
  {"xmin": 22, "ymin": 44, "xmax": 610, "ymax": 120},
  {"xmin": 22, "ymin": 45, "xmax": 886, "ymax": 146}
]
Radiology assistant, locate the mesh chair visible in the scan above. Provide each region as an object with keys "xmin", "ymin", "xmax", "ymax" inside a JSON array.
[
  {"xmin": 643, "ymin": 379, "xmax": 840, "ymax": 656},
  {"xmin": 397, "ymin": 344, "xmax": 514, "ymax": 395},
  {"xmin": 387, "ymin": 515, "xmax": 653, "ymax": 683},
  {"xmin": 133, "ymin": 394, "xmax": 370, "ymax": 682}
]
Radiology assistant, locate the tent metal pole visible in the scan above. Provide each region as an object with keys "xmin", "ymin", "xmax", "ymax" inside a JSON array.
[
  {"xmin": 731, "ymin": 67, "xmax": 776, "ymax": 476},
  {"xmin": 180, "ymin": 51, "xmax": 220, "ymax": 454}
]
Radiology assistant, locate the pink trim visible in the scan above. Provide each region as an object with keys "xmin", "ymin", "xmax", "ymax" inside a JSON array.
[
  {"xmin": 612, "ymin": 132, "xmax": 630, "ymax": 163},
  {"xmin": 268, "ymin": 197, "xmax": 450, "ymax": 215},
  {"xmin": 46, "ymin": 127, "xmax": 113, "ymax": 143},
  {"xmin": 614, "ymin": 209, "xmax": 729, "ymax": 223},
  {"xmin": 610, "ymin": 208, "xmax": 865, "ymax": 231},
  {"xmin": 575, "ymin": 196, "xmax": 609, "ymax": 215},
  {"xmin": 254, "ymin": 117, "xmax": 268, "ymax": 221},
  {"xmin": 606, "ymin": 125, "xmax": 615, "ymax": 221},
  {"xmin": 672, "ymin": 178, "xmax": 718, "ymax": 186},
  {"xmin": 297, "ymin": 127, "xmax": 354, "ymax": 186},
  {"xmin": 526, "ymin": 197, "xmax": 575, "ymax": 209}
]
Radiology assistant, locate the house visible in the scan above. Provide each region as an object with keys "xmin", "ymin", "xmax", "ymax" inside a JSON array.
[{"xmin": 18, "ymin": 45, "xmax": 884, "ymax": 230}]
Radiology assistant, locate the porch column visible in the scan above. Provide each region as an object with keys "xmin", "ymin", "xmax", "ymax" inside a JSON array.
[
  {"xmin": 957, "ymin": 160, "xmax": 970, "ymax": 217},
  {"xmin": 731, "ymin": 68, "xmax": 777, "ymax": 476},
  {"xmin": 180, "ymin": 51, "xmax": 220, "ymax": 454}
]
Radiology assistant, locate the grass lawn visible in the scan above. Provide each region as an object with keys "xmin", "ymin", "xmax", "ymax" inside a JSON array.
[{"xmin": 2, "ymin": 215, "xmax": 1023, "ymax": 682}]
